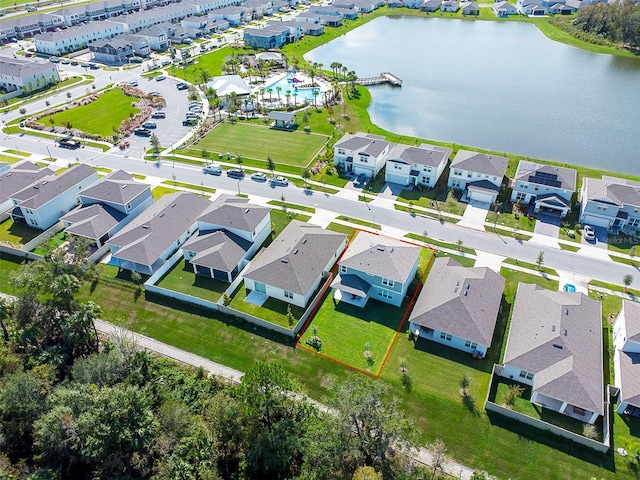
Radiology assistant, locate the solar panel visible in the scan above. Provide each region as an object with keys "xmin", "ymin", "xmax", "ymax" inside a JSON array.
[{"xmin": 528, "ymin": 171, "xmax": 562, "ymax": 188}]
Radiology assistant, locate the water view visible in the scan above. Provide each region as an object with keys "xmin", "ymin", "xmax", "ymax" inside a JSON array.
[{"xmin": 305, "ymin": 17, "xmax": 640, "ymax": 174}]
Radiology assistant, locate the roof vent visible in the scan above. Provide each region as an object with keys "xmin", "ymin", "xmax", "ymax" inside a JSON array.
[
  {"xmin": 293, "ymin": 249, "xmax": 298, "ymax": 254},
  {"xmin": 245, "ymin": 208, "xmax": 250, "ymax": 213},
  {"xmin": 456, "ymin": 281, "xmax": 460, "ymax": 287},
  {"xmin": 552, "ymin": 343, "xmax": 563, "ymax": 349},
  {"xmin": 565, "ymin": 308, "xmax": 569, "ymax": 315},
  {"xmin": 463, "ymin": 290, "xmax": 468, "ymax": 296},
  {"xmin": 5, "ymin": 173, "xmax": 11, "ymax": 176},
  {"xmin": 122, "ymin": 184, "xmax": 127, "ymax": 189},
  {"xmin": 281, "ymin": 259, "xmax": 288, "ymax": 263},
  {"xmin": 302, "ymin": 238, "xmax": 307, "ymax": 244},
  {"xmin": 142, "ymin": 224, "xmax": 149, "ymax": 229},
  {"xmin": 159, "ymin": 213, "xmax": 165, "ymax": 218},
  {"xmin": 454, "ymin": 287, "xmax": 459, "ymax": 293},
  {"xmin": 171, "ymin": 203, "xmax": 176, "ymax": 208},
  {"xmin": 377, "ymin": 247, "xmax": 385, "ymax": 252},
  {"xmin": 562, "ymin": 328, "xmax": 568, "ymax": 336},
  {"xmin": 466, "ymin": 284, "xmax": 470, "ymax": 289},
  {"xmin": 551, "ymin": 325, "xmax": 556, "ymax": 332}
]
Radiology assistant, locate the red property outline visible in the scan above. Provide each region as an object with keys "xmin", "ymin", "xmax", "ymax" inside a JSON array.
[{"xmin": 296, "ymin": 228, "xmax": 436, "ymax": 379}]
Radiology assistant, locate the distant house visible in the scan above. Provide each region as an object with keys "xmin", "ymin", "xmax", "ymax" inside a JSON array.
[
  {"xmin": 243, "ymin": 221, "xmax": 347, "ymax": 308},
  {"xmin": 107, "ymin": 192, "xmax": 211, "ymax": 275},
  {"xmin": 440, "ymin": 0, "xmax": 459, "ymax": 12},
  {"xmin": 460, "ymin": 1, "xmax": 479, "ymax": 14},
  {"xmin": 333, "ymin": 132, "xmax": 393, "ymax": 179},
  {"xmin": 10, "ymin": 164, "xmax": 98, "ymax": 231},
  {"xmin": 548, "ymin": 3, "xmax": 574, "ymax": 14},
  {"xmin": 491, "ymin": 0, "xmax": 518, "ymax": 16},
  {"xmin": 0, "ymin": 161, "xmax": 54, "ymax": 215},
  {"xmin": 268, "ymin": 111, "xmax": 297, "ymax": 129},
  {"xmin": 183, "ymin": 195, "xmax": 271, "ymax": 282},
  {"xmin": 89, "ymin": 37, "xmax": 135, "ymax": 63},
  {"xmin": 331, "ymin": 231, "xmax": 421, "ymax": 307},
  {"xmin": 419, "ymin": 0, "xmax": 441, "ymax": 11},
  {"xmin": 613, "ymin": 300, "xmax": 640, "ymax": 417},
  {"xmin": 243, "ymin": 22, "xmax": 296, "ymax": 49},
  {"xmin": 60, "ymin": 170, "xmax": 153, "ymax": 248},
  {"xmin": 501, "ymin": 283, "xmax": 604, "ymax": 425},
  {"xmin": 385, "ymin": 143, "xmax": 451, "ymax": 188},
  {"xmin": 409, "ymin": 257, "xmax": 505, "ymax": 357},
  {"xmin": 0, "ymin": 57, "xmax": 60, "ymax": 98},
  {"xmin": 204, "ymin": 75, "xmax": 251, "ymax": 100},
  {"xmin": 447, "ymin": 149, "xmax": 508, "ymax": 204},
  {"xmin": 579, "ymin": 176, "xmax": 640, "ymax": 233},
  {"xmin": 517, "ymin": 0, "xmax": 548, "ymax": 15},
  {"xmin": 510, "ymin": 161, "xmax": 576, "ymax": 218}
]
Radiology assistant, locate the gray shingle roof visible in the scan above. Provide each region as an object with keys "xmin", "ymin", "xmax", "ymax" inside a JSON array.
[
  {"xmin": 0, "ymin": 163, "xmax": 54, "ymax": 205},
  {"xmin": 618, "ymin": 350, "xmax": 640, "ymax": 408},
  {"xmin": 183, "ymin": 230, "xmax": 251, "ymax": 272},
  {"xmin": 330, "ymin": 273, "xmax": 371, "ymax": 297},
  {"xmin": 450, "ymin": 149, "xmax": 508, "ymax": 178},
  {"xmin": 340, "ymin": 231, "xmax": 421, "ymax": 284},
  {"xmin": 11, "ymin": 164, "xmax": 96, "ymax": 209},
  {"xmin": 0, "ymin": 57, "xmax": 56, "ymax": 79},
  {"xmin": 108, "ymin": 192, "xmax": 210, "ymax": 266},
  {"xmin": 335, "ymin": 132, "xmax": 391, "ymax": 158},
  {"xmin": 503, "ymin": 283, "xmax": 604, "ymax": 415},
  {"xmin": 61, "ymin": 203, "xmax": 125, "ymax": 240},
  {"xmin": 584, "ymin": 176, "xmax": 640, "ymax": 207},
  {"xmin": 197, "ymin": 194, "xmax": 270, "ymax": 234},
  {"xmin": 623, "ymin": 300, "xmax": 640, "ymax": 343},
  {"xmin": 386, "ymin": 143, "xmax": 452, "ymax": 168},
  {"xmin": 79, "ymin": 169, "xmax": 150, "ymax": 206},
  {"xmin": 515, "ymin": 161, "xmax": 576, "ymax": 191},
  {"xmin": 244, "ymin": 220, "xmax": 346, "ymax": 296},
  {"xmin": 409, "ymin": 257, "xmax": 505, "ymax": 346}
]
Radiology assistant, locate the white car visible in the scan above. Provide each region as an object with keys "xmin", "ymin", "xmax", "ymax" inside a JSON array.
[
  {"xmin": 203, "ymin": 164, "xmax": 222, "ymax": 175},
  {"xmin": 251, "ymin": 172, "xmax": 267, "ymax": 182},
  {"xmin": 583, "ymin": 225, "xmax": 596, "ymax": 242},
  {"xmin": 270, "ymin": 176, "xmax": 289, "ymax": 187}
]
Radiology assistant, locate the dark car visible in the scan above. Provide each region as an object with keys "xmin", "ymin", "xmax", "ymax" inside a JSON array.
[
  {"xmin": 58, "ymin": 138, "xmax": 81, "ymax": 149},
  {"xmin": 176, "ymin": 82, "xmax": 188, "ymax": 90},
  {"xmin": 89, "ymin": 63, "xmax": 100, "ymax": 70},
  {"xmin": 142, "ymin": 122, "xmax": 157, "ymax": 129},
  {"xmin": 70, "ymin": 60, "xmax": 79, "ymax": 66},
  {"xmin": 134, "ymin": 128, "xmax": 152, "ymax": 137},
  {"xmin": 151, "ymin": 111, "xmax": 166, "ymax": 119},
  {"xmin": 226, "ymin": 168, "xmax": 245, "ymax": 179},
  {"xmin": 182, "ymin": 118, "xmax": 198, "ymax": 126}
]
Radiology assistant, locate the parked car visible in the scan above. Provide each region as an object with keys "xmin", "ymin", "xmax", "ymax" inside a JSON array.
[
  {"xmin": 182, "ymin": 118, "xmax": 198, "ymax": 126},
  {"xmin": 176, "ymin": 82, "xmax": 188, "ymax": 90},
  {"xmin": 142, "ymin": 122, "xmax": 157, "ymax": 129},
  {"xmin": 161, "ymin": 60, "xmax": 171, "ymax": 66},
  {"xmin": 151, "ymin": 111, "xmax": 166, "ymax": 119},
  {"xmin": 88, "ymin": 63, "xmax": 100, "ymax": 70},
  {"xmin": 583, "ymin": 225, "xmax": 596, "ymax": 242},
  {"xmin": 127, "ymin": 81, "xmax": 138, "ymax": 87},
  {"xmin": 251, "ymin": 172, "xmax": 267, "ymax": 182},
  {"xmin": 203, "ymin": 164, "xmax": 222, "ymax": 175},
  {"xmin": 26, "ymin": 7, "xmax": 37, "ymax": 12},
  {"xmin": 155, "ymin": 75, "xmax": 166, "ymax": 81},
  {"xmin": 226, "ymin": 168, "xmax": 245, "ymax": 179},
  {"xmin": 49, "ymin": 56, "xmax": 60, "ymax": 63},
  {"xmin": 270, "ymin": 176, "xmax": 289, "ymax": 187},
  {"xmin": 60, "ymin": 59, "xmax": 70, "ymax": 64},
  {"xmin": 134, "ymin": 128, "xmax": 152, "ymax": 137},
  {"xmin": 70, "ymin": 60, "xmax": 78, "ymax": 66},
  {"xmin": 58, "ymin": 138, "xmax": 81, "ymax": 149}
]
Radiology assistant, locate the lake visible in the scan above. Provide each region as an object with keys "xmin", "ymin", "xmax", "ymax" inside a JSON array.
[{"xmin": 305, "ymin": 17, "xmax": 640, "ymax": 174}]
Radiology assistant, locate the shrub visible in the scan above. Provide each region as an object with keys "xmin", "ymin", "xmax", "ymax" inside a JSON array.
[
  {"xmin": 504, "ymin": 384, "xmax": 525, "ymax": 407},
  {"xmin": 582, "ymin": 423, "xmax": 599, "ymax": 440}
]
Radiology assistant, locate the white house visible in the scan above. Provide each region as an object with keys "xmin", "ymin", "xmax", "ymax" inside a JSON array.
[
  {"xmin": 510, "ymin": 161, "xmax": 576, "ymax": 218},
  {"xmin": 10, "ymin": 164, "xmax": 98, "ymax": 231},
  {"xmin": 492, "ymin": 0, "xmax": 518, "ymax": 16},
  {"xmin": 333, "ymin": 132, "xmax": 393, "ymax": 179},
  {"xmin": 331, "ymin": 231, "xmax": 421, "ymax": 308},
  {"xmin": 501, "ymin": 283, "xmax": 604, "ymax": 425},
  {"xmin": 0, "ymin": 162, "xmax": 55, "ymax": 215},
  {"xmin": 579, "ymin": 176, "xmax": 640, "ymax": 233},
  {"xmin": 0, "ymin": 57, "xmax": 60, "ymax": 98},
  {"xmin": 409, "ymin": 257, "xmax": 505, "ymax": 357},
  {"xmin": 243, "ymin": 221, "xmax": 347, "ymax": 308},
  {"xmin": 385, "ymin": 143, "xmax": 452, "ymax": 188},
  {"xmin": 440, "ymin": 0, "xmax": 459, "ymax": 11},
  {"xmin": 33, "ymin": 21, "xmax": 126, "ymax": 55},
  {"xmin": 447, "ymin": 149, "xmax": 508, "ymax": 204},
  {"xmin": 613, "ymin": 300, "xmax": 640, "ymax": 417}
]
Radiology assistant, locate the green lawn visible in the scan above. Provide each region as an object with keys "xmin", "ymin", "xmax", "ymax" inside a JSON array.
[
  {"xmin": 486, "ymin": 209, "xmax": 537, "ymax": 233},
  {"xmin": 40, "ymin": 89, "xmax": 141, "ymax": 137},
  {"xmin": 326, "ymin": 222, "xmax": 356, "ymax": 237},
  {"xmin": 0, "ymin": 154, "xmax": 23, "ymax": 164},
  {"xmin": 398, "ymin": 186, "xmax": 467, "ymax": 217},
  {"xmin": 267, "ymin": 200, "xmax": 316, "ymax": 213},
  {"xmin": 32, "ymin": 231, "xmax": 67, "ymax": 256},
  {"xmin": 607, "ymin": 234, "xmax": 640, "ymax": 255},
  {"xmin": 189, "ymin": 122, "xmax": 329, "ymax": 167},
  {"xmin": 404, "ymin": 232, "xmax": 476, "ymax": 256},
  {"xmin": 0, "ymin": 219, "xmax": 41, "ymax": 248},
  {"xmin": 155, "ymin": 259, "xmax": 228, "ymax": 303},
  {"xmin": 161, "ymin": 180, "xmax": 216, "ymax": 195},
  {"xmin": 152, "ymin": 186, "xmax": 180, "ymax": 199},
  {"xmin": 228, "ymin": 280, "xmax": 305, "ymax": 329},
  {"xmin": 3, "ymin": 149, "xmax": 30, "ymax": 157},
  {"xmin": 503, "ymin": 258, "xmax": 558, "ymax": 277},
  {"xmin": 335, "ymin": 215, "xmax": 381, "ymax": 230}
]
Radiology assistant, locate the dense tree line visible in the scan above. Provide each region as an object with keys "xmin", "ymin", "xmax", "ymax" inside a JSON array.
[
  {"xmin": 0, "ymin": 245, "xmax": 435, "ymax": 479},
  {"xmin": 574, "ymin": 1, "xmax": 640, "ymax": 49}
]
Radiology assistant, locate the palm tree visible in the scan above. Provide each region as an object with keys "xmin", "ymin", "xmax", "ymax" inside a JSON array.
[
  {"xmin": 341, "ymin": 65, "xmax": 348, "ymax": 81},
  {"xmin": 302, "ymin": 168, "xmax": 311, "ymax": 188},
  {"xmin": 330, "ymin": 62, "xmax": 340, "ymax": 78},
  {"xmin": 276, "ymin": 86, "xmax": 282, "ymax": 101},
  {"xmin": 347, "ymin": 70, "xmax": 358, "ymax": 94},
  {"xmin": 293, "ymin": 92, "xmax": 298, "ymax": 107},
  {"xmin": 312, "ymin": 89, "xmax": 319, "ymax": 108},
  {"xmin": 267, "ymin": 88, "xmax": 273, "ymax": 103},
  {"xmin": 259, "ymin": 87, "xmax": 265, "ymax": 104},
  {"xmin": 285, "ymin": 90, "xmax": 291, "ymax": 108},
  {"xmin": 266, "ymin": 156, "xmax": 275, "ymax": 177}
]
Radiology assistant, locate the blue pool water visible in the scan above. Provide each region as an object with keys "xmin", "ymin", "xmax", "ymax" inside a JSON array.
[{"xmin": 262, "ymin": 77, "xmax": 320, "ymax": 102}]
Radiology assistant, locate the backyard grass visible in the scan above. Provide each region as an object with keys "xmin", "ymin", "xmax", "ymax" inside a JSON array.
[
  {"xmin": 151, "ymin": 186, "xmax": 180, "ymax": 199},
  {"xmin": 228, "ymin": 280, "xmax": 305, "ymax": 329},
  {"xmin": 39, "ymin": 89, "xmax": 141, "ymax": 137},
  {"xmin": 267, "ymin": 200, "xmax": 315, "ymax": 213},
  {"xmin": 32, "ymin": 231, "xmax": 67, "ymax": 256},
  {"xmin": 335, "ymin": 215, "xmax": 380, "ymax": 230},
  {"xmin": 0, "ymin": 219, "xmax": 41, "ymax": 247},
  {"xmin": 188, "ymin": 122, "xmax": 329, "ymax": 167},
  {"xmin": 155, "ymin": 259, "xmax": 228, "ymax": 303},
  {"xmin": 161, "ymin": 180, "xmax": 216, "ymax": 195}
]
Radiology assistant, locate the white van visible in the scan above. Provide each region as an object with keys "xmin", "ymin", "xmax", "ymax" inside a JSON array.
[{"xmin": 202, "ymin": 163, "xmax": 222, "ymax": 175}]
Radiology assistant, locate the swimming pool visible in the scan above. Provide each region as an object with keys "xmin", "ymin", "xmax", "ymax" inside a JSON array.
[{"xmin": 262, "ymin": 76, "xmax": 320, "ymax": 102}]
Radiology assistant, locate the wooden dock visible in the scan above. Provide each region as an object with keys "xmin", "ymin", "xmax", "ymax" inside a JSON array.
[{"xmin": 356, "ymin": 72, "xmax": 403, "ymax": 87}]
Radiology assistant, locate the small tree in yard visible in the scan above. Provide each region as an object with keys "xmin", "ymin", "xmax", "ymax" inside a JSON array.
[
  {"xmin": 582, "ymin": 423, "xmax": 599, "ymax": 440},
  {"xmin": 363, "ymin": 342, "xmax": 373, "ymax": 364},
  {"xmin": 456, "ymin": 238, "xmax": 463, "ymax": 251},
  {"xmin": 286, "ymin": 304, "xmax": 295, "ymax": 327},
  {"xmin": 222, "ymin": 293, "xmax": 231, "ymax": 306},
  {"xmin": 302, "ymin": 168, "xmax": 311, "ymax": 189},
  {"xmin": 150, "ymin": 134, "xmax": 161, "ymax": 154},
  {"xmin": 505, "ymin": 384, "xmax": 525, "ymax": 408},
  {"xmin": 460, "ymin": 372, "xmax": 471, "ymax": 397},
  {"xmin": 130, "ymin": 271, "xmax": 142, "ymax": 286},
  {"xmin": 19, "ymin": 107, "xmax": 26, "ymax": 115},
  {"xmin": 624, "ymin": 274, "xmax": 634, "ymax": 292},
  {"xmin": 266, "ymin": 156, "xmax": 275, "ymax": 177},
  {"xmin": 536, "ymin": 251, "xmax": 545, "ymax": 270}
]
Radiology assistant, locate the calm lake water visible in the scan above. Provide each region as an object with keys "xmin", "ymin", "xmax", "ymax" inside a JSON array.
[{"xmin": 305, "ymin": 17, "xmax": 640, "ymax": 174}]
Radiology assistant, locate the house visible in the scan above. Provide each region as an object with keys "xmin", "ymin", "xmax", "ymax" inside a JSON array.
[
  {"xmin": 243, "ymin": 221, "xmax": 347, "ymax": 308},
  {"xmin": 385, "ymin": 143, "xmax": 452, "ymax": 188},
  {"xmin": 107, "ymin": 192, "xmax": 210, "ymax": 274},
  {"xmin": 244, "ymin": 23, "xmax": 292, "ymax": 49},
  {"xmin": 612, "ymin": 300, "xmax": 640, "ymax": 417},
  {"xmin": 89, "ymin": 37, "xmax": 134, "ymax": 63},
  {"xmin": 10, "ymin": 164, "xmax": 98, "ymax": 231},
  {"xmin": 183, "ymin": 195, "xmax": 271, "ymax": 282},
  {"xmin": 492, "ymin": 0, "xmax": 518, "ymax": 16},
  {"xmin": 33, "ymin": 21, "xmax": 126, "ymax": 55},
  {"xmin": 135, "ymin": 25, "xmax": 169, "ymax": 50},
  {"xmin": 409, "ymin": 257, "xmax": 505, "ymax": 357},
  {"xmin": 447, "ymin": 149, "xmax": 508, "ymax": 204},
  {"xmin": 331, "ymin": 231, "xmax": 421, "ymax": 307},
  {"xmin": 333, "ymin": 132, "xmax": 393, "ymax": 179},
  {"xmin": 0, "ymin": 161, "xmax": 55, "ymax": 215},
  {"xmin": 440, "ymin": 0, "xmax": 459, "ymax": 12},
  {"xmin": 579, "ymin": 176, "xmax": 640, "ymax": 233},
  {"xmin": 60, "ymin": 170, "xmax": 153, "ymax": 247},
  {"xmin": 0, "ymin": 57, "xmax": 60, "ymax": 98},
  {"xmin": 510, "ymin": 161, "xmax": 576, "ymax": 218},
  {"xmin": 548, "ymin": 3, "xmax": 574, "ymax": 13},
  {"xmin": 268, "ymin": 111, "xmax": 296, "ymax": 129},
  {"xmin": 204, "ymin": 75, "xmax": 251, "ymax": 100},
  {"xmin": 460, "ymin": 1, "xmax": 479, "ymax": 14},
  {"xmin": 517, "ymin": 0, "xmax": 548, "ymax": 15},
  {"xmin": 419, "ymin": 0, "xmax": 441, "ymax": 11},
  {"xmin": 501, "ymin": 283, "xmax": 604, "ymax": 424},
  {"xmin": 209, "ymin": 6, "xmax": 245, "ymax": 26}
]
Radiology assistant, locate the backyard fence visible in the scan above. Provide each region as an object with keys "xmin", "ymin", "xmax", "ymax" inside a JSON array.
[
  {"xmin": 87, "ymin": 244, "xmax": 110, "ymax": 265},
  {"xmin": 0, "ymin": 245, "xmax": 41, "ymax": 261},
  {"xmin": 20, "ymin": 221, "xmax": 64, "ymax": 252}
]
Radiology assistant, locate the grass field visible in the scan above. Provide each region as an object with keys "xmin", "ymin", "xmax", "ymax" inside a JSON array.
[
  {"xmin": 156, "ymin": 259, "xmax": 228, "ymax": 303},
  {"xmin": 190, "ymin": 122, "xmax": 329, "ymax": 167},
  {"xmin": 40, "ymin": 89, "xmax": 140, "ymax": 137},
  {"xmin": 0, "ymin": 219, "xmax": 41, "ymax": 247}
]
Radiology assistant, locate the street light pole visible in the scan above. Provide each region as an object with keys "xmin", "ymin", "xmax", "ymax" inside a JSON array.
[
  {"xmin": 237, "ymin": 180, "xmax": 241, "ymax": 196},
  {"xmin": 45, "ymin": 145, "xmax": 52, "ymax": 160}
]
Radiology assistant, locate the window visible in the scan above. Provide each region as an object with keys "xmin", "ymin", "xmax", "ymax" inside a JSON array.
[
  {"xmin": 340, "ymin": 265, "xmax": 347, "ymax": 274},
  {"xmin": 337, "ymin": 149, "xmax": 345, "ymax": 155},
  {"xmin": 629, "ymin": 218, "xmax": 640, "ymax": 227},
  {"xmin": 378, "ymin": 290, "xmax": 392, "ymax": 299},
  {"xmin": 476, "ymin": 173, "xmax": 481, "ymax": 178},
  {"xmin": 519, "ymin": 370, "xmax": 534, "ymax": 381},
  {"xmin": 393, "ymin": 163, "xmax": 401, "ymax": 170},
  {"xmin": 464, "ymin": 340, "xmax": 478, "ymax": 349},
  {"xmin": 597, "ymin": 205, "xmax": 608, "ymax": 211},
  {"xmin": 382, "ymin": 278, "xmax": 394, "ymax": 287},
  {"xmin": 284, "ymin": 290, "xmax": 294, "ymax": 299},
  {"xmin": 126, "ymin": 203, "xmax": 131, "ymax": 209},
  {"xmin": 516, "ymin": 192, "xmax": 527, "ymax": 202},
  {"xmin": 439, "ymin": 332, "xmax": 452, "ymax": 341},
  {"xmin": 573, "ymin": 406, "xmax": 586, "ymax": 416},
  {"xmin": 29, "ymin": 219, "xmax": 38, "ymax": 226},
  {"xmin": 360, "ymin": 157, "xmax": 368, "ymax": 163},
  {"xmin": 453, "ymin": 169, "xmax": 462, "ymax": 176},
  {"xmin": 467, "ymin": 172, "xmax": 472, "ymax": 178},
  {"xmin": 534, "ymin": 186, "xmax": 539, "ymax": 191}
]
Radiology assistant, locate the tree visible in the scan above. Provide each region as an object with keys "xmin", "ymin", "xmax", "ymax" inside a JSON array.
[
  {"xmin": 427, "ymin": 438, "xmax": 447, "ymax": 479},
  {"xmin": 624, "ymin": 274, "xmax": 634, "ymax": 292},
  {"xmin": 460, "ymin": 372, "xmax": 471, "ymax": 397},
  {"xmin": 266, "ymin": 156, "xmax": 275, "ymax": 177},
  {"xmin": 536, "ymin": 251, "xmax": 544, "ymax": 270},
  {"xmin": 302, "ymin": 167, "xmax": 311, "ymax": 188},
  {"xmin": 286, "ymin": 304, "xmax": 295, "ymax": 327},
  {"xmin": 456, "ymin": 238, "xmax": 463, "ymax": 251},
  {"xmin": 150, "ymin": 134, "xmax": 161, "ymax": 154},
  {"xmin": 352, "ymin": 466, "xmax": 383, "ymax": 480},
  {"xmin": 505, "ymin": 384, "xmax": 525, "ymax": 407}
]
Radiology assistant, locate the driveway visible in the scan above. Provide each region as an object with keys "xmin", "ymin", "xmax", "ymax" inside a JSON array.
[
  {"xmin": 534, "ymin": 213, "xmax": 561, "ymax": 238},
  {"xmin": 582, "ymin": 226, "xmax": 608, "ymax": 249},
  {"xmin": 378, "ymin": 182, "xmax": 405, "ymax": 199},
  {"xmin": 458, "ymin": 200, "xmax": 490, "ymax": 230}
]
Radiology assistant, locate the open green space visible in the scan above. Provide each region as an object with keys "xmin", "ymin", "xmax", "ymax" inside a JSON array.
[
  {"xmin": 156, "ymin": 259, "xmax": 228, "ymax": 303},
  {"xmin": 228, "ymin": 280, "xmax": 305, "ymax": 329},
  {"xmin": 188, "ymin": 122, "xmax": 328, "ymax": 167},
  {"xmin": 0, "ymin": 220, "xmax": 41, "ymax": 247},
  {"xmin": 40, "ymin": 89, "xmax": 140, "ymax": 137}
]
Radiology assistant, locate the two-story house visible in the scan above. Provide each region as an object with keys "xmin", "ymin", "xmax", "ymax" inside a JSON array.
[
  {"xmin": 10, "ymin": 164, "xmax": 98, "ymax": 231},
  {"xmin": 331, "ymin": 231, "xmax": 421, "ymax": 308},
  {"xmin": 613, "ymin": 300, "xmax": 640, "ymax": 417},
  {"xmin": 501, "ymin": 283, "xmax": 604, "ymax": 425},
  {"xmin": 447, "ymin": 149, "xmax": 508, "ymax": 204},
  {"xmin": 0, "ymin": 162, "xmax": 54, "ymax": 215},
  {"xmin": 333, "ymin": 132, "xmax": 393, "ymax": 179},
  {"xmin": 384, "ymin": 143, "xmax": 452, "ymax": 188},
  {"xmin": 510, "ymin": 161, "xmax": 576, "ymax": 218},
  {"xmin": 60, "ymin": 170, "xmax": 153, "ymax": 248},
  {"xmin": 579, "ymin": 176, "xmax": 640, "ymax": 233},
  {"xmin": 182, "ymin": 195, "xmax": 271, "ymax": 282},
  {"xmin": 409, "ymin": 257, "xmax": 505, "ymax": 358}
]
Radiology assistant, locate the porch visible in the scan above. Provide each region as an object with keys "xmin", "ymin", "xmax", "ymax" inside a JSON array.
[
  {"xmin": 330, "ymin": 273, "xmax": 371, "ymax": 308},
  {"xmin": 531, "ymin": 391, "xmax": 599, "ymax": 424}
]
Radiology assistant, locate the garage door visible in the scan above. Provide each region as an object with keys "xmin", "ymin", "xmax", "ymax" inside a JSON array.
[
  {"xmin": 468, "ymin": 190, "xmax": 495, "ymax": 204},
  {"xmin": 385, "ymin": 172, "xmax": 408, "ymax": 186},
  {"xmin": 582, "ymin": 215, "xmax": 610, "ymax": 229}
]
